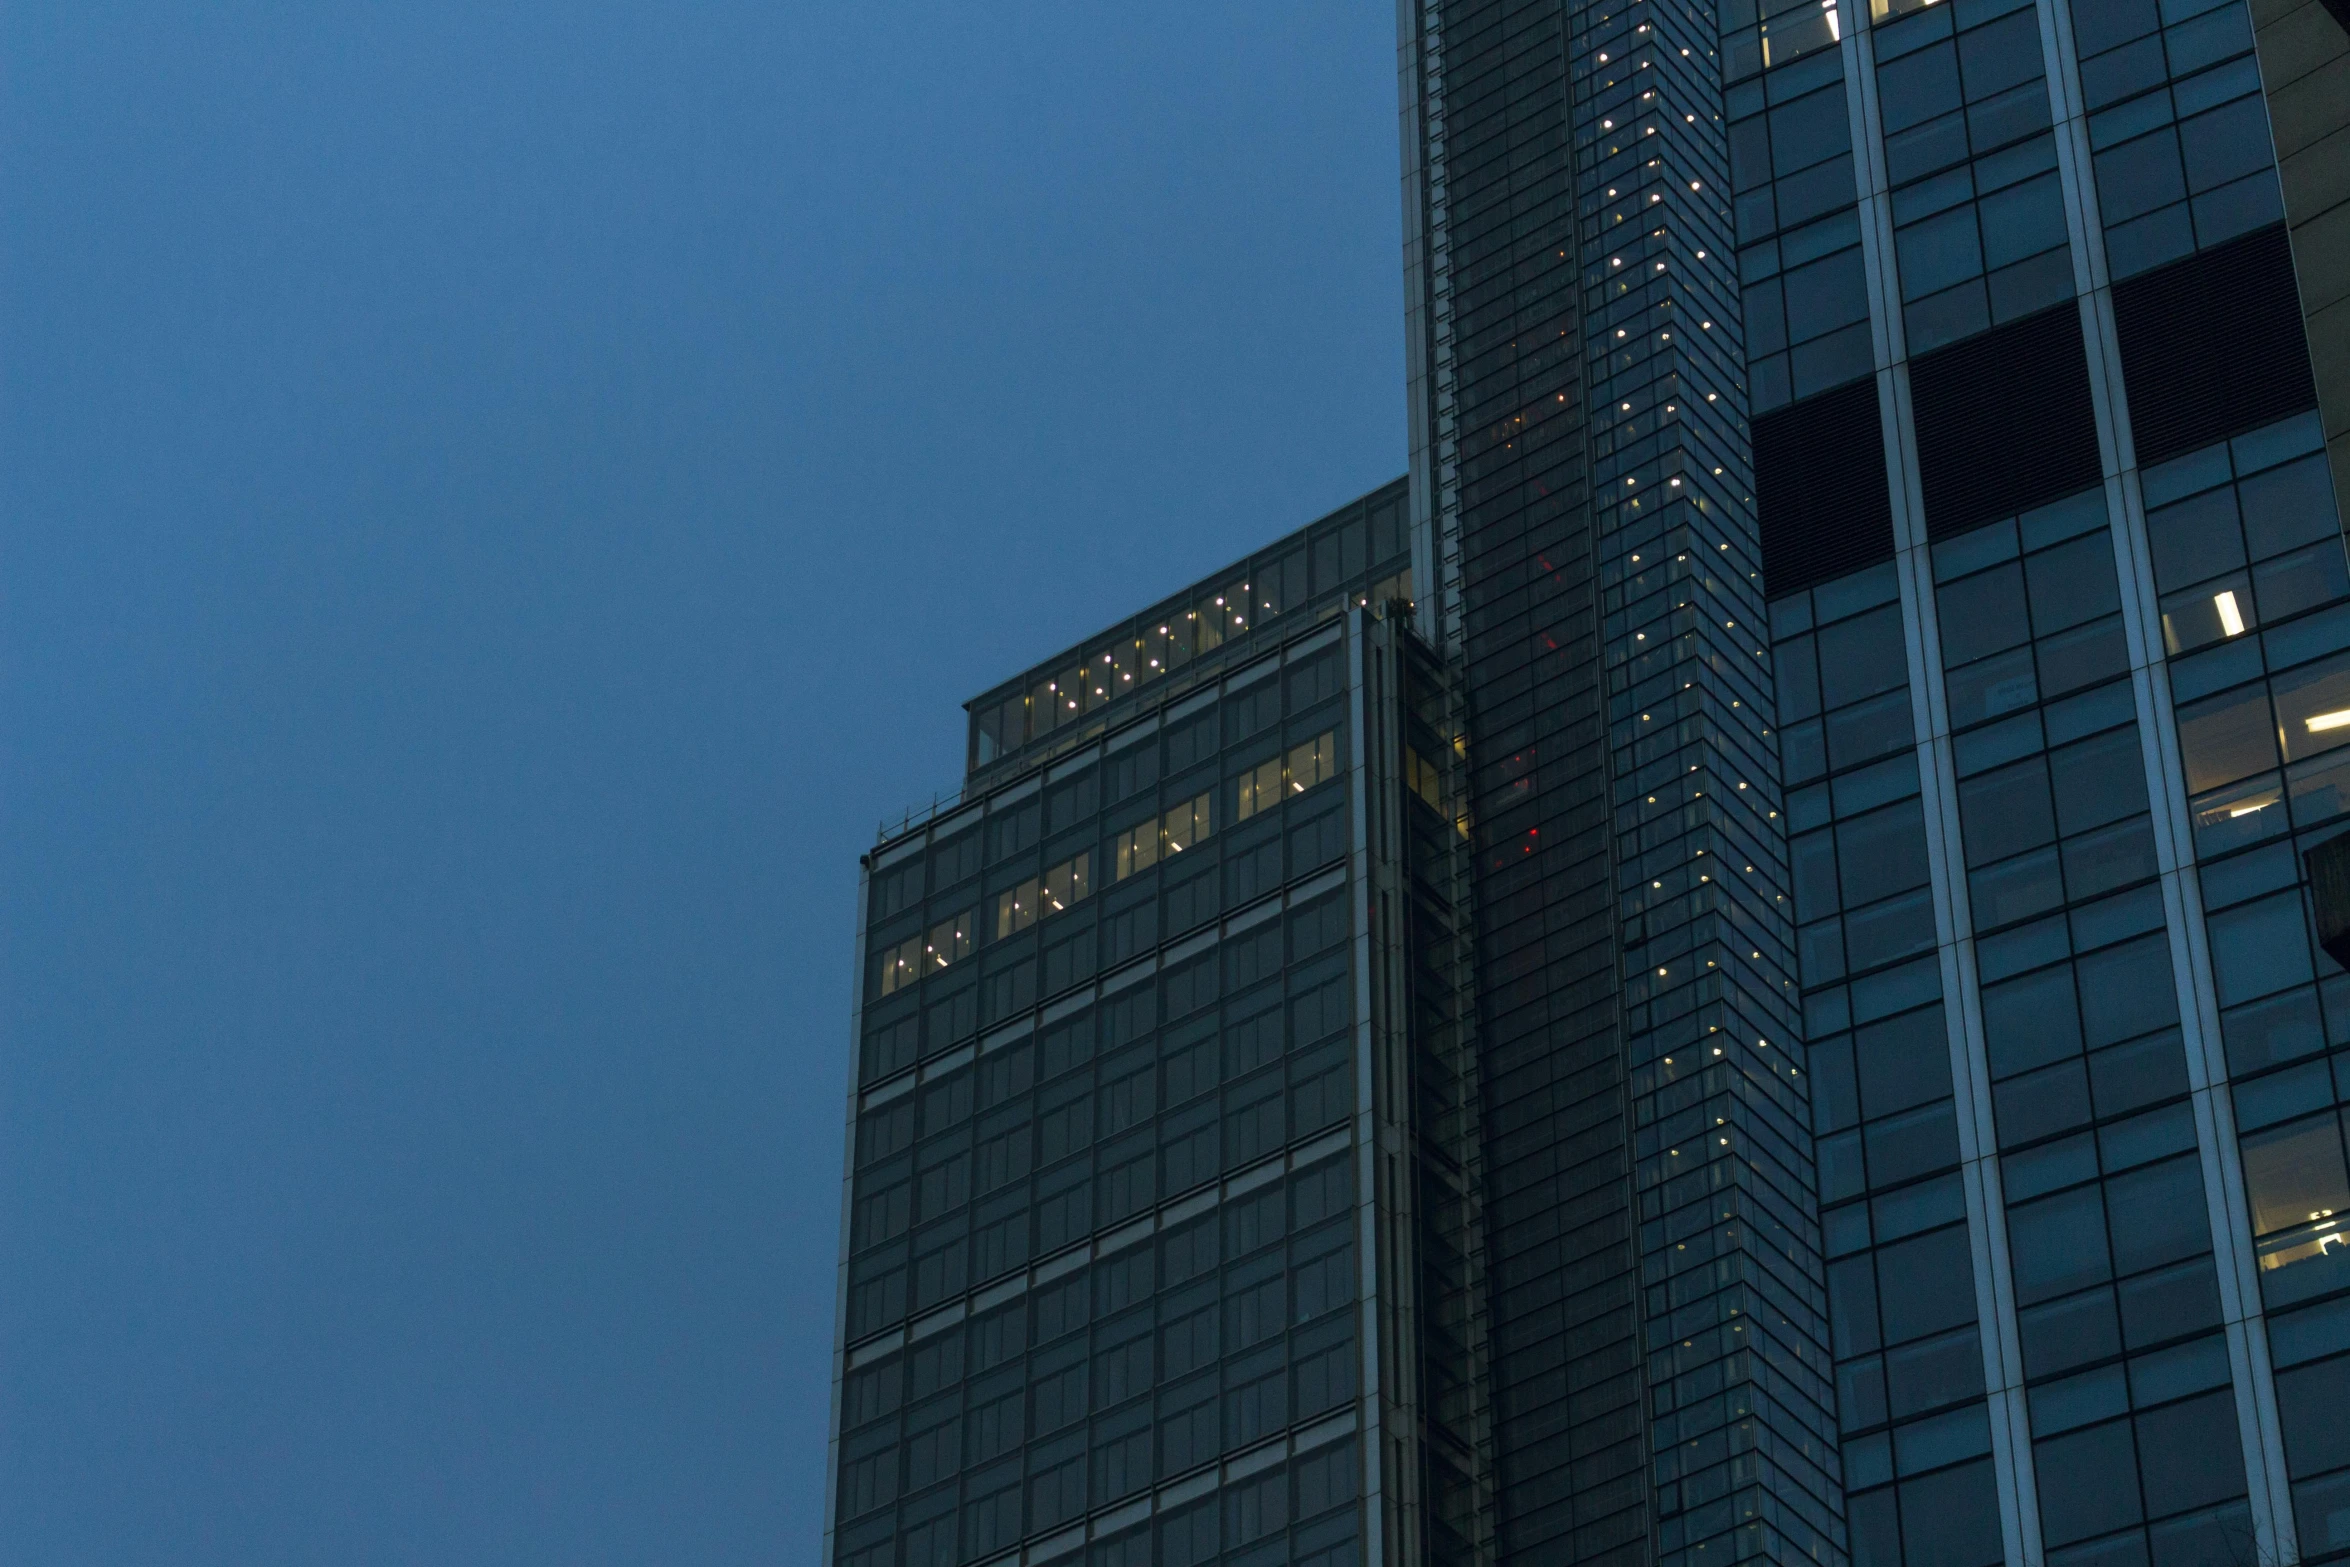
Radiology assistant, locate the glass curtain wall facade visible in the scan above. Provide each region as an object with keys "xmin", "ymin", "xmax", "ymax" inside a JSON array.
[
  {"xmin": 829, "ymin": 0, "xmax": 2350, "ymax": 1562},
  {"xmin": 1401, "ymin": 2, "xmax": 1839, "ymax": 1567},
  {"xmin": 1399, "ymin": 0, "xmax": 2350, "ymax": 1560},
  {"xmin": 1717, "ymin": 0, "xmax": 2350, "ymax": 1560},
  {"xmin": 1760, "ymin": 418, "xmax": 2350, "ymax": 1567},
  {"xmin": 827, "ymin": 492, "xmax": 1500, "ymax": 1567}
]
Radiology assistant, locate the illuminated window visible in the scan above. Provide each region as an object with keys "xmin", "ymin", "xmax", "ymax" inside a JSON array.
[
  {"xmin": 1218, "ymin": 581, "xmax": 1251, "ymax": 641},
  {"xmin": 1115, "ymin": 795, "xmax": 1214, "ymax": 881},
  {"xmin": 2178, "ymin": 681, "xmax": 2281, "ymax": 793},
  {"xmin": 993, "ymin": 882, "xmax": 1031, "ymax": 940},
  {"xmin": 1114, "ymin": 820, "xmax": 1159, "ymax": 880},
  {"xmin": 1236, "ymin": 757, "xmax": 1283, "ymax": 821},
  {"xmin": 2276, "ymin": 653, "xmax": 2350, "ymax": 765},
  {"xmin": 1164, "ymin": 793, "xmax": 1212, "ymax": 854},
  {"xmin": 1192, "ymin": 603, "xmax": 1225, "ymax": 657},
  {"xmin": 1405, "ymin": 745, "xmax": 1444, "ymax": 812},
  {"xmin": 1042, "ymin": 852, "xmax": 1090, "ymax": 916},
  {"xmin": 875, "ymin": 910, "xmax": 972, "ymax": 997},
  {"xmin": 2160, "ymin": 580, "xmax": 2255, "ymax": 653},
  {"xmin": 1236, "ymin": 730, "xmax": 1339, "ymax": 824},
  {"xmin": 924, "ymin": 912, "xmax": 971, "ymax": 973},
  {"xmin": 877, "ymin": 932, "xmax": 922, "ymax": 997},
  {"xmin": 997, "ymin": 852, "xmax": 1094, "ymax": 938},
  {"xmin": 2240, "ymin": 1113, "xmax": 2350, "ymax": 1279},
  {"xmin": 2190, "ymin": 776, "xmax": 2283, "ymax": 843},
  {"xmin": 1287, "ymin": 732, "xmax": 1338, "ymax": 795},
  {"xmin": 1141, "ymin": 622, "xmax": 1175, "ymax": 677}
]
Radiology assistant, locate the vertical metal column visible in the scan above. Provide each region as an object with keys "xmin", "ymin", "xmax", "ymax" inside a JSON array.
[
  {"xmin": 2032, "ymin": 0, "xmax": 2299, "ymax": 1553},
  {"xmin": 1834, "ymin": 11, "xmax": 2048, "ymax": 1567},
  {"xmin": 1350, "ymin": 610, "xmax": 1422, "ymax": 1567}
]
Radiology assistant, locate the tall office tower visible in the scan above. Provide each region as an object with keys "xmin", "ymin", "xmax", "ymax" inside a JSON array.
[
  {"xmin": 1401, "ymin": 7, "xmax": 1840, "ymax": 1567},
  {"xmin": 826, "ymin": 490, "xmax": 1508, "ymax": 1567},
  {"xmin": 1400, "ymin": 0, "xmax": 2350, "ymax": 1562},
  {"xmin": 828, "ymin": 0, "xmax": 2350, "ymax": 1564}
]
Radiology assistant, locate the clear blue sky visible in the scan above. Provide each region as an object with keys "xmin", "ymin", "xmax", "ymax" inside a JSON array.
[{"xmin": 0, "ymin": 3, "xmax": 1403, "ymax": 1562}]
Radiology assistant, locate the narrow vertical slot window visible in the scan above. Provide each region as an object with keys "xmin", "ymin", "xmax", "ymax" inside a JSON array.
[{"xmin": 995, "ymin": 879, "xmax": 1037, "ymax": 940}]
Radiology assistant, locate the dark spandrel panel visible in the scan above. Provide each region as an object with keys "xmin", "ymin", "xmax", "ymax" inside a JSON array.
[
  {"xmin": 1756, "ymin": 375, "xmax": 1897, "ymax": 595},
  {"xmin": 2113, "ymin": 224, "xmax": 2316, "ymax": 467},
  {"xmin": 1911, "ymin": 302, "xmax": 2103, "ymax": 539}
]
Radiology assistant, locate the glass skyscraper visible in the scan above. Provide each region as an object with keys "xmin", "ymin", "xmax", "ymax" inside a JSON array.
[{"xmin": 824, "ymin": 3, "xmax": 2350, "ymax": 1566}]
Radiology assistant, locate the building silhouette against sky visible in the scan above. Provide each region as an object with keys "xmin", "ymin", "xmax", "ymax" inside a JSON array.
[{"xmin": 823, "ymin": 2, "xmax": 2350, "ymax": 1565}]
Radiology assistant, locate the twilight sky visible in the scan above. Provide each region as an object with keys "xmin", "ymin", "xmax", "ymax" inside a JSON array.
[{"xmin": 0, "ymin": 3, "xmax": 1403, "ymax": 1562}]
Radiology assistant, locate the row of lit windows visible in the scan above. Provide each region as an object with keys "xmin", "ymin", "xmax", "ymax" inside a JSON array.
[
  {"xmin": 1236, "ymin": 734, "xmax": 1337, "ymax": 823},
  {"xmin": 1113, "ymin": 795, "xmax": 1213, "ymax": 882},
  {"xmin": 878, "ymin": 734, "xmax": 1343, "ymax": 1001},
  {"xmin": 970, "ymin": 571, "xmax": 1407, "ymax": 765},
  {"xmin": 879, "ymin": 914, "xmax": 976, "ymax": 1000},
  {"xmin": 995, "ymin": 854, "xmax": 1091, "ymax": 942},
  {"xmin": 1110, "ymin": 730, "xmax": 1339, "ymax": 880}
]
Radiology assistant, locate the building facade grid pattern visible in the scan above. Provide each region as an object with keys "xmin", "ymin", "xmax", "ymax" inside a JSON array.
[{"xmin": 829, "ymin": 0, "xmax": 2350, "ymax": 1562}]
